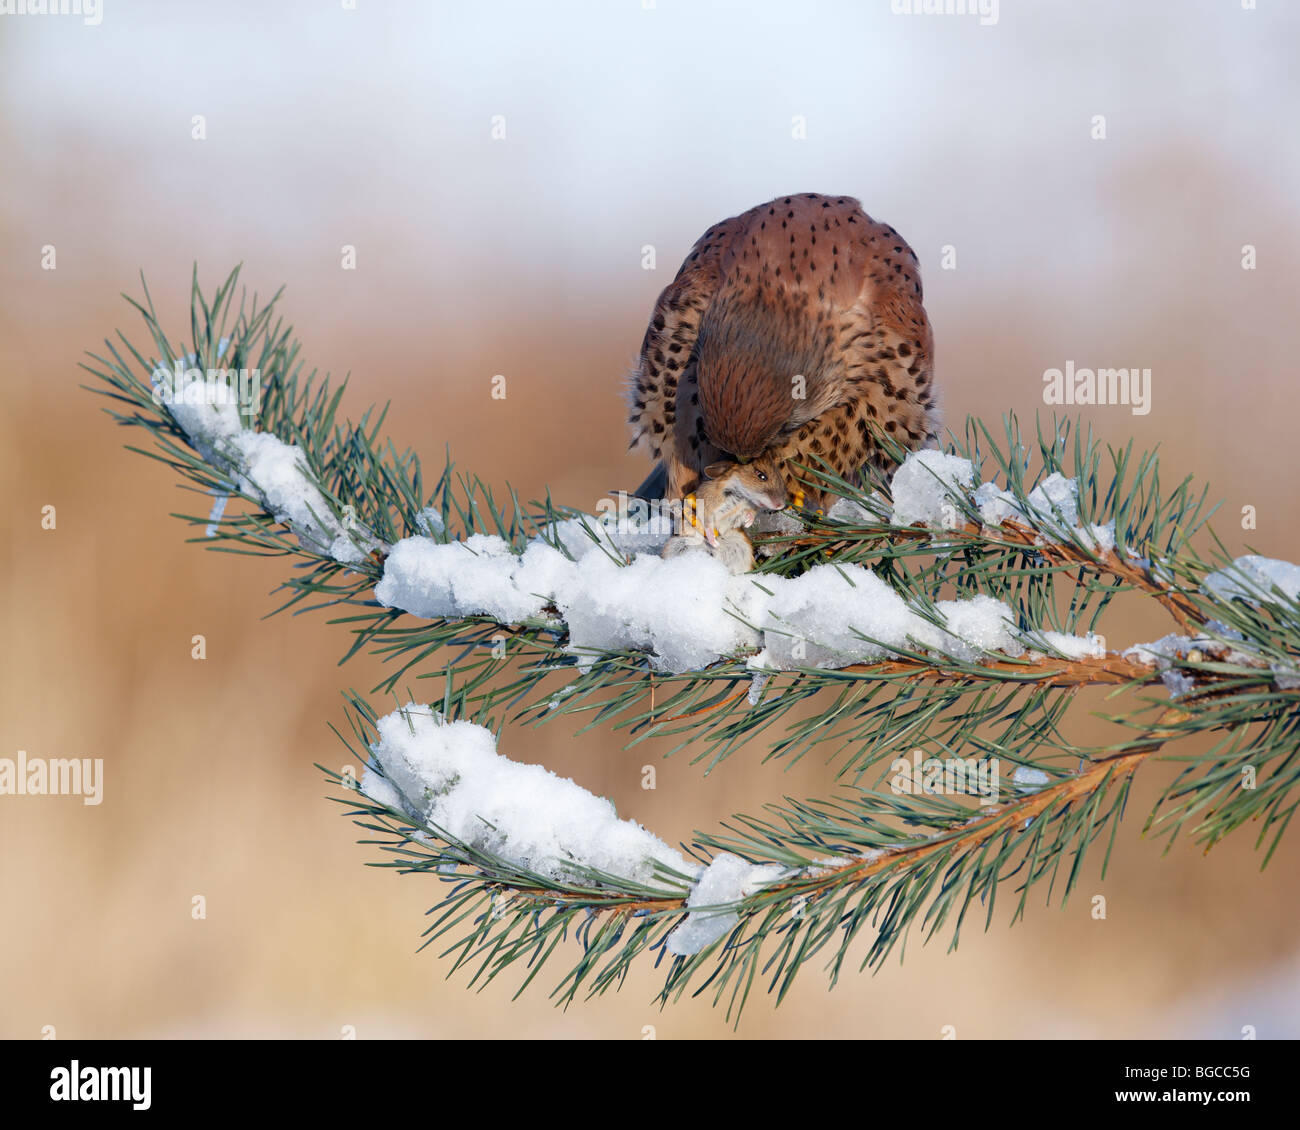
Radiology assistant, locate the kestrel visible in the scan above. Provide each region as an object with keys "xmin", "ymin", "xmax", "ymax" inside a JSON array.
[{"xmin": 627, "ymin": 193, "xmax": 939, "ymax": 515}]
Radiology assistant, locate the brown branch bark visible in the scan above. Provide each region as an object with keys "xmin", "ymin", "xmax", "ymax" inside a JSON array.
[{"xmin": 840, "ymin": 652, "xmax": 1156, "ymax": 687}]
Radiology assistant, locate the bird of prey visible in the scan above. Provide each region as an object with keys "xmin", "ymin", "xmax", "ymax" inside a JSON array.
[{"xmin": 627, "ymin": 193, "xmax": 939, "ymax": 520}]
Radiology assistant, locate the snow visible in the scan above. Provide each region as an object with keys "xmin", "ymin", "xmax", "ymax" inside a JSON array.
[
  {"xmin": 361, "ymin": 709, "xmax": 809, "ymax": 943},
  {"xmin": 375, "ymin": 535, "xmax": 568, "ymax": 623},
  {"xmin": 1121, "ymin": 631, "xmax": 1238, "ymax": 698},
  {"xmin": 362, "ymin": 705, "xmax": 698, "ymax": 887},
  {"xmin": 1274, "ymin": 668, "xmax": 1300, "ymax": 691},
  {"xmin": 204, "ymin": 489, "xmax": 229, "ymax": 538},
  {"xmin": 665, "ymin": 853, "xmax": 788, "ymax": 956},
  {"xmin": 973, "ymin": 481, "xmax": 1022, "ymax": 527},
  {"xmin": 378, "ymin": 531, "xmax": 764, "ymax": 674},
  {"xmin": 374, "ymin": 538, "xmax": 473, "ymax": 619},
  {"xmin": 153, "ymin": 345, "xmax": 380, "ymax": 567},
  {"xmin": 458, "ymin": 539, "xmax": 558, "ymax": 621},
  {"xmin": 1076, "ymin": 521, "xmax": 1117, "ymax": 554},
  {"xmin": 543, "ymin": 514, "xmax": 670, "ymax": 561},
  {"xmin": 1025, "ymin": 473, "xmax": 1081, "ymax": 532},
  {"xmin": 357, "ymin": 766, "xmax": 404, "ymax": 811},
  {"xmin": 1027, "ymin": 630, "xmax": 1107, "ymax": 660},
  {"xmin": 1011, "ymin": 766, "xmax": 1051, "ymax": 792},
  {"xmin": 972, "ymin": 473, "xmax": 1115, "ymax": 553},
  {"xmin": 379, "ymin": 538, "xmax": 1040, "ymax": 674},
  {"xmin": 1120, "ymin": 621, "xmax": 1291, "ymax": 693},
  {"xmin": 746, "ymin": 649, "xmax": 774, "ymax": 704},
  {"xmin": 1123, "ymin": 633, "xmax": 1204, "ymax": 666},
  {"xmin": 1202, "ymin": 619, "xmax": 1245, "ymax": 643},
  {"xmin": 151, "ymin": 339, "xmax": 244, "ymax": 463},
  {"xmin": 889, "ymin": 450, "xmax": 975, "ymax": 528},
  {"xmin": 415, "ymin": 507, "xmax": 446, "ymax": 537},
  {"xmin": 161, "ymin": 374, "xmax": 246, "ymax": 461},
  {"xmin": 825, "ymin": 495, "xmax": 887, "ymax": 524},
  {"xmin": 759, "ymin": 565, "xmax": 1024, "ymax": 668},
  {"xmin": 546, "ymin": 685, "xmax": 577, "ymax": 712},
  {"xmin": 558, "ymin": 550, "xmax": 758, "ymax": 673},
  {"xmin": 230, "ymin": 431, "xmax": 376, "ymax": 563},
  {"xmin": 804, "ymin": 851, "xmax": 878, "ymax": 878},
  {"xmin": 1203, "ymin": 555, "xmax": 1300, "ymax": 606},
  {"xmin": 935, "ymin": 595, "xmax": 1026, "ymax": 659}
]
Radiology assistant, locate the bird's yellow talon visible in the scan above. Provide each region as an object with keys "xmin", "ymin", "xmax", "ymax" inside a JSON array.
[{"xmin": 792, "ymin": 489, "xmax": 806, "ymax": 508}]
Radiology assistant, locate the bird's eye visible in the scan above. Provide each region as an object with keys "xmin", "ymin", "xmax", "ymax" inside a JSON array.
[{"xmin": 757, "ymin": 471, "xmax": 767, "ymax": 481}]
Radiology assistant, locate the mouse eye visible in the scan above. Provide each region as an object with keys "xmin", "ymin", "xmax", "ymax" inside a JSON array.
[{"xmin": 756, "ymin": 471, "xmax": 767, "ymax": 481}]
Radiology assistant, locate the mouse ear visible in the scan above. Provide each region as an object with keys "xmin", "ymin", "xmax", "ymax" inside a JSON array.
[{"xmin": 703, "ymin": 461, "xmax": 732, "ymax": 480}]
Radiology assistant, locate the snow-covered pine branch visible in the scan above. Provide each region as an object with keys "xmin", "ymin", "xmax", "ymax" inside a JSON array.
[
  {"xmin": 164, "ymin": 371, "xmax": 1288, "ymax": 696},
  {"xmin": 88, "ymin": 269, "xmax": 1300, "ymax": 1020}
]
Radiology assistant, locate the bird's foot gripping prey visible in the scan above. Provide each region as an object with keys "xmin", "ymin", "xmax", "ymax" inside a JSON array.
[
  {"xmin": 660, "ymin": 456, "xmax": 787, "ymax": 574},
  {"xmin": 628, "ymin": 192, "xmax": 940, "ymax": 553}
]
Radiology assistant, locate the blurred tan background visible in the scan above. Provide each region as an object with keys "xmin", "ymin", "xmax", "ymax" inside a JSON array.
[{"xmin": 2, "ymin": 0, "xmax": 1298, "ymax": 1039}]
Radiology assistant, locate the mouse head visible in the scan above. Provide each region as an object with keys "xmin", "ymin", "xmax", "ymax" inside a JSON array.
[{"xmin": 703, "ymin": 453, "xmax": 788, "ymax": 513}]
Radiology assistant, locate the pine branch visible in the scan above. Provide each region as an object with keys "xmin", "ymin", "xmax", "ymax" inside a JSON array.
[{"xmin": 86, "ymin": 268, "xmax": 1300, "ymax": 1021}]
